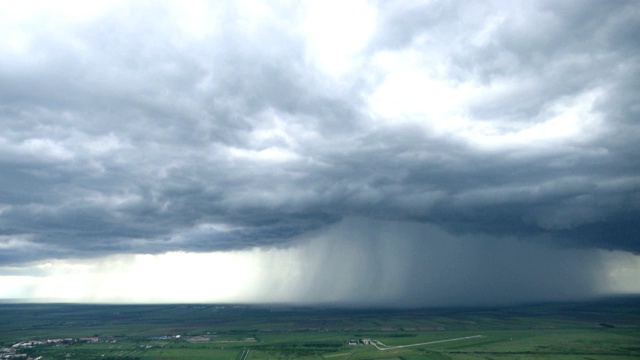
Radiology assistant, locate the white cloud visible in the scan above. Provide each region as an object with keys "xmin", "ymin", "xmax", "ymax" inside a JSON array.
[{"xmin": 302, "ymin": 0, "xmax": 376, "ymax": 76}]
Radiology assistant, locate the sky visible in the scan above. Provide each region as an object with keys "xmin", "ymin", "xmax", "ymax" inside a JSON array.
[{"xmin": 1, "ymin": 0, "xmax": 639, "ymax": 307}]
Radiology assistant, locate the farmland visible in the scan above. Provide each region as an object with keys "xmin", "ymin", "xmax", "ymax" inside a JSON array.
[{"xmin": 1, "ymin": 296, "xmax": 639, "ymax": 359}]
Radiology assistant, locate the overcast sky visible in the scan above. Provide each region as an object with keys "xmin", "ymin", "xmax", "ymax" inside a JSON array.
[{"xmin": 1, "ymin": 0, "xmax": 639, "ymax": 306}]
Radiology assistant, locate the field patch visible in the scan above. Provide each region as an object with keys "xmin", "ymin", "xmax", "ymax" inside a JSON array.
[{"xmin": 0, "ymin": 298, "xmax": 639, "ymax": 359}]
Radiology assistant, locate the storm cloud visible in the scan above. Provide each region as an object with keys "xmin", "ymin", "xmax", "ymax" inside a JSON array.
[{"xmin": 0, "ymin": 1, "xmax": 639, "ymax": 304}]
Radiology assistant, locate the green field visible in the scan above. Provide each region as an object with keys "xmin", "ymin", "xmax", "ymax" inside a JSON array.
[{"xmin": 1, "ymin": 297, "xmax": 639, "ymax": 359}]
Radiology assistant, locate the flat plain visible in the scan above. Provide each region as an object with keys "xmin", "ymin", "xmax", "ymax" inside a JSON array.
[{"xmin": 1, "ymin": 297, "xmax": 639, "ymax": 359}]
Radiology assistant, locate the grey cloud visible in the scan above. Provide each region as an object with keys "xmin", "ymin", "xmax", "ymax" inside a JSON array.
[
  {"xmin": 264, "ymin": 218, "xmax": 607, "ymax": 307},
  {"xmin": 1, "ymin": 0, "xmax": 639, "ymax": 271}
]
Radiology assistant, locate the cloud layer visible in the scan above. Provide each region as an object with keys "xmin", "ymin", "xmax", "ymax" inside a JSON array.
[
  {"xmin": 3, "ymin": 217, "xmax": 626, "ymax": 307},
  {"xmin": 1, "ymin": 0, "xmax": 639, "ymax": 276}
]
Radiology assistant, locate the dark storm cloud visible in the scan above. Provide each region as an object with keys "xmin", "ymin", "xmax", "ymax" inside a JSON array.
[
  {"xmin": 1, "ymin": 0, "xmax": 639, "ymax": 266},
  {"xmin": 284, "ymin": 218, "xmax": 607, "ymax": 307}
]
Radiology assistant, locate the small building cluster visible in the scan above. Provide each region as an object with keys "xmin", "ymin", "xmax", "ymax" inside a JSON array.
[
  {"xmin": 348, "ymin": 338, "xmax": 372, "ymax": 346},
  {"xmin": 1, "ymin": 337, "xmax": 100, "ymax": 359},
  {"xmin": 78, "ymin": 337, "xmax": 99, "ymax": 343},
  {"xmin": 147, "ymin": 335, "xmax": 181, "ymax": 340},
  {"xmin": 1, "ymin": 345, "xmax": 43, "ymax": 359}
]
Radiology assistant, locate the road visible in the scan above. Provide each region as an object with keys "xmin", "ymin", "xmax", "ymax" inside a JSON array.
[
  {"xmin": 372, "ymin": 335, "xmax": 484, "ymax": 351},
  {"xmin": 237, "ymin": 348, "xmax": 250, "ymax": 360}
]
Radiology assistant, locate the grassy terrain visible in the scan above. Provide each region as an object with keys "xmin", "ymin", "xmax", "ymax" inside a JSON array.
[{"xmin": 1, "ymin": 296, "xmax": 639, "ymax": 359}]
